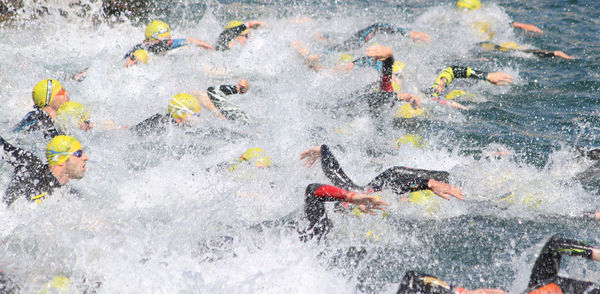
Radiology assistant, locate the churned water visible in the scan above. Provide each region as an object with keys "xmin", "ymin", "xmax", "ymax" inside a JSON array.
[{"xmin": 0, "ymin": 0, "xmax": 599, "ymax": 292}]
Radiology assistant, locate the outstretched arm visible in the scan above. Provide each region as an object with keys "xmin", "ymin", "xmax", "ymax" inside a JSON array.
[
  {"xmin": 292, "ymin": 40, "xmax": 323, "ymax": 72},
  {"xmin": 528, "ymin": 236, "xmax": 600, "ymax": 288},
  {"xmin": 186, "ymin": 38, "xmax": 215, "ymax": 50},
  {"xmin": 398, "ymin": 271, "xmax": 507, "ymax": 294},
  {"xmin": 300, "ymin": 145, "xmax": 362, "ymax": 190},
  {"xmin": 512, "ymin": 22, "xmax": 543, "ymax": 34}
]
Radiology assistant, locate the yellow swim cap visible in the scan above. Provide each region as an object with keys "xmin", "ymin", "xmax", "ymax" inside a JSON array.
[
  {"xmin": 225, "ymin": 20, "xmax": 250, "ymax": 35},
  {"xmin": 45, "ymin": 135, "xmax": 82, "ymax": 166},
  {"xmin": 168, "ymin": 93, "xmax": 202, "ymax": 119},
  {"xmin": 395, "ymin": 103, "xmax": 424, "ymax": 119},
  {"xmin": 446, "ymin": 89, "xmax": 467, "ymax": 100},
  {"xmin": 240, "ymin": 147, "xmax": 272, "ymax": 167},
  {"xmin": 39, "ymin": 275, "xmax": 70, "ymax": 293},
  {"xmin": 499, "ymin": 42, "xmax": 520, "ymax": 51},
  {"xmin": 392, "ymin": 61, "xmax": 406, "ymax": 74},
  {"xmin": 396, "ymin": 134, "xmax": 427, "ymax": 149},
  {"xmin": 32, "ymin": 79, "xmax": 63, "ymax": 108},
  {"xmin": 132, "ymin": 49, "xmax": 149, "ymax": 64},
  {"xmin": 145, "ymin": 20, "xmax": 171, "ymax": 40},
  {"xmin": 457, "ymin": 0, "xmax": 481, "ymax": 11},
  {"xmin": 55, "ymin": 101, "xmax": 90, "ymax": 133},
  {"xmin": 338, "ymin": 53, "xmax": 354, "ymax": 63}
]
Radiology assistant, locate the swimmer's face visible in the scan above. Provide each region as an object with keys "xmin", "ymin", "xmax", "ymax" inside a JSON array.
[
  {"xmin": 66, "ymin": 150, "xmax": 88, "ymax": 180},
  {"xmin": 50, "ymin": 88, "xmax": 70, "ymax": 110},
  {"xmin": 80, "ymin": 119, "xmax": 93, "ymax": 131}
]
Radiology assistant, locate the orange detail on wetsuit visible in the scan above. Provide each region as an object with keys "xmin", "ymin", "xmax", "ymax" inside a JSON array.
[{"xmin": 528, "ymin": 283, "xmax": 563, "ymax": 294}]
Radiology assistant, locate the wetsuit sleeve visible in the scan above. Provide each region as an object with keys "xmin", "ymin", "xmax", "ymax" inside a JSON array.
[
  {"xmin": 0, "ymin": 136, "xmax": 41, "ymax": 169},
  {"xmin": 521, "ymin": 49, "xmax": 556, "ymax": 58},
  {"xmin": 207, "ymin": 85, "xmax": 239, "ymax": 96},
  {"xmin": 320, "ymin": 145, "xmax": 362, "ymax": 190},
  {"xmin": 131, "ymin": 113, "xmax": 170, "ymax": 136},
  {"xmin": 397, "ymin": 271, "xmax": 460, "ymax": 294},
  {"xmin": 329, "ymin": 23, "xmax": 409, "ymax": 51},
  {"xmin": 352, "ymin": 57, "xmax": 383, "ymax": 71},
  {"xmin": 367, "ymin": 166, "xmax": 446, "ymax": 195},
  {"xmin": 380, "ymin": 57, "xmax": 394, "ymax": 93},
  {"xmin": 170, "ymin": 38, "xmax": 188, "ymax": 50},
  {"xmin": 215, "ymin": 25, "xmax": 248, "ymax": 51},
  {"xmin": 426, "ymin": 66, "xmax": 489, "ymax": 97},
  {"xmin": 528, "ymin": 236, "xmax": 596, "ymax": 288},
  {"xmin": 301, "ymin": 183, "xmax": 352, "ymax": 242}
]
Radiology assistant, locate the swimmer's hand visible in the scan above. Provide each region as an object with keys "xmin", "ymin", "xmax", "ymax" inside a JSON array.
[
  {"xmin": 428, "ymin": 179, "xmax": 464, "ymax": 200},
  {"xmin": 350, "ymin": 193, "xmax": 388, "ymax": 216},
  {"xmin": 512, "ymin": 22, "xmax": 543, "ymax": 34},
  {"xmin": 300, "ymin": 145, "xmax": 322, "ymax": 168},
  {"xmin": 398, "ymin": 93, "xmax": 422, "ymax": 109},
  {"xmin": 366, "ymin": 45, "xmax": 393, "ymax": 61},
  {"xmin": 237, "ymin": 79, "xmax": 249, "ymax": 94},
  {"xmin": 486, "ymin": 72, "xmax": 514, "ymax": 85},
  {"xmin": 409, "ymin": 31, "xmax": 431, "ymax": 43},
  {"xmin": 287, "ymin": 17, "xmax": 312, "ymax": 24},
  {"xmin": 553, "ymin": 51, "xmax": 575, "ymax": 59}
]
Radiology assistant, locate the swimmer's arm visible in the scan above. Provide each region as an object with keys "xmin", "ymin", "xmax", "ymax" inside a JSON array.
[
  {"xmin": 0, "ymin": 136, "xmax": 40, "ymax": 168},
  {"xmin": 123, "ymin": 57, "xmax": 137, "ymax": 68},
  {"xmin": 312, "ymin": 185, "xmax": 387, "ymax": 215},
  {"xmin": 300, "ymin": 144, "xmax": 360, "ymax": 190},
  {"xmin": 365, "ymin": 46, "xmax": 394, "ymax": 92},
  {"xmin": 512, "ymin": 22, "xmax": 543, "ymax": 34},
  {"xmin": 185, "ymin": 38, "xmax": 215, "ymax": 50},
  {"xmin": 451, "ymin": 66, "xmax": 514, "ymax": 85},
  {"xmin": 292, "ymin": 40, "xmax": 323, "ymax": 72},
  {"xmin": 246, "ymin": 20, "xmax": 266, "ymax": 29},
  {"xmin": 524, "ymin": 49, "xmax": 575, "ymax": 60},
  {"xmin": 190, "ymin": 91, "xmax": 227, "ymax": 120},
  {"xmin": 408, "ymin": 31, "xmax": 431, "ymax": 42}
]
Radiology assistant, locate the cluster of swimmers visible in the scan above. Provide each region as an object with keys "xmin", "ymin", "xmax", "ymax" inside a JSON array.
[{"xmin": 1, "ymin": 0, "xmax": 598, "ymax": 292}]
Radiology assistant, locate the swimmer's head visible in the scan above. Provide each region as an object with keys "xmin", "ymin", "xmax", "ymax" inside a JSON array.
[
  {"xmin": 32, "ymin": 79, "xmax": 69, "ymax": 109},
  {"xmin": 472, "ymin": 21, "xmax": 495, "ymax": 40},
  {"xmin": 132, "ymin": 49, "xmax": 149, "ymax": 64},
  {"xmin": 56, "ymin": 101, "xmax": 93, "ymax": 133},
  {"xmin": 338, "ymin": 53, "xmax": 354, "ymax": 63},
  {"xmin": 393, "ymin": 61, "xmax": 406, "ymax": 74},
  {"xmin": 225, "ymin": 20, "xmax": 250, "ymax": 36},
  {"xmin": 457, "ymin": 0, "xmax": 481, "ymax": 11},
  {"xmin": 499, "ymin": 42, "xmax": 519, "ymax": 51},
  {"xmin": 168, "ymin": 93, "xmax": 202, "ymax": 122},
  {"xmin": 45, "ymin": 135, "xmax": 83, "ymax": 166},
  {"xmin": 145, "ymin": 20, "xmax": 171, "ymax": 40},
  {"xmin": 240, "ymin": 147, "xmax": 272, "ymax": 167}
]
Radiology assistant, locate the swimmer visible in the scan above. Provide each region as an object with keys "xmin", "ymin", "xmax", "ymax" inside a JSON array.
[
  {"xmin": 397, "ymin": 236, "xmax": 600, "ymax": 294},
  {"xmin": 54, "ymin": 101, "xmax": 94, "ymax": 135},
  {"xmin": 13, "ymin": 79, "xmax": 71, "ymax": 139},
  {"xmin": 1, "ymin": 135, "xmax": 89, "ymax": 206},
  {"xmin": 323, "ymin": 23, "xmax": 431, "ymax": 52},
  {"xmin": 189, "ymin": 79, "xmax": 250, "ymax": 123},
  {"xmin": 478, "ymin": 41, "xmax": 575, "ymax": 60},
  {"xmin": 423, "ymin": 66, "xmax": 513, "ymax": 109},
  {"xmin": 132, "ymin": 81, "xmax": 248, "ymax": 136},
  {"xmin": 298, "ymin": 144, "xmax": 463, "ymax": 241},
  {"xmin": 456, "ymin": 0, "xmax": 542, "ymax": 34},
  {"xmin": 123, "ymin": 20, "xmax": 215, "ymax": 68},
  {"xmin": 215, "ymin": 20, "xmax": 266, "ymax": 51}
]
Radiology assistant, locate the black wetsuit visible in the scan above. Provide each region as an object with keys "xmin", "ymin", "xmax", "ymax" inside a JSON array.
[
  {"xmin": 328, "ymin": 23, "xmax": 409, "ymax": 52},
  {"xmin": 206, "ymin": 85, "xmax": 249, "ymax": 123},
  {"xmin": 215, "ymin": 24, "xmax": 248, "ymax": 51},
  {"xmin": 12, "ymin": 107, "xmax": 61, "ymax": 139},
  {"xmin": 349, "ymin": 55, "xmax": 397, "ymax": 117},
  {"xmin": 300, "ymin": 144, "xmax": 449, "ymax": 242},
  {"xmin": 0, "ymin": 136, "xmax": 61, "ymax": 206},
  {"xmin": 396, "ymin": 236, "xmax": 600, "ymax": 294},
  {"xmin": 123, "ymin": 38, "xmax": 188, "ymax": 60},
  {"xmin": 131, "ymin": 113, "xmax": 175, "ymax": 137},
  {"xmin": 478, "ymin": 41, "xmax": 558, "ymax": 58},
  {"xmin": 424, "ymin": 66, "xmax": 489, "ymax": 98}
]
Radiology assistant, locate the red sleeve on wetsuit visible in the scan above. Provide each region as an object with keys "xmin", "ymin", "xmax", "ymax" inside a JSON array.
[
  {"xmin": 314, "ymin": 185, "xmax": 353, "ymax": 202},
  {"xmin": 380, "ymin": 57, "xmax": 394, "ymax": 93}
]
